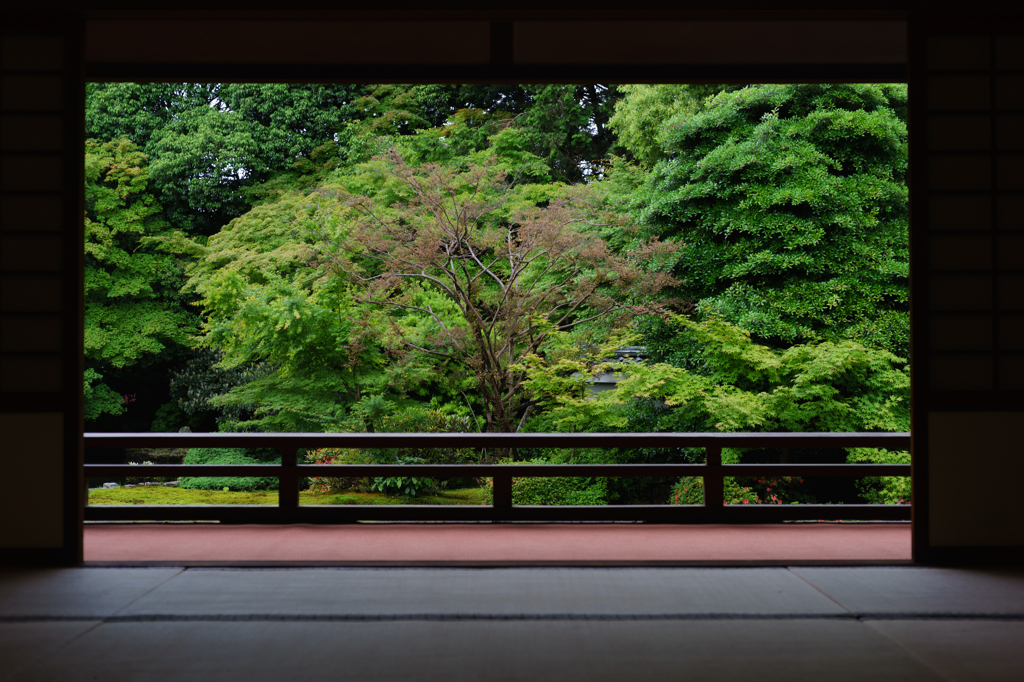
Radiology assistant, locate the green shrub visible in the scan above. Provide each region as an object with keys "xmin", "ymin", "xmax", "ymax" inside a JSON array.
[
  {"xmin": 369, "ymin": 476, "xmax": 435, "ymax": 497},
  {"xmin": 670, "ymin": 474, "xmax": 817, "ymax": 505},
  {"xmin": 847, "ymin": 448, "xmax": 911, "ymax": 505},
  {"xmin": 484, "ymin": 460, "xmax": 608, "ymax": 506},
  {"xmin": 178, "ymin": 447, "xmax": 280, "ymax": 492},
  {"xmin": 305, "ymin": 447, "xmax": 367, "ymax": 494},
  {"xmin": 670, "ymin": 477, "xmax": 762, "ymax": 505},
  {"xmin": 513, "ymin": 476, "xmax": 607, "ymax": 506}
]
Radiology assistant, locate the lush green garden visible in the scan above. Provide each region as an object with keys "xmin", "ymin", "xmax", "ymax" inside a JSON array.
[
  {"xmin": 84, "ymin": 83, "xmax": 909, "ymax": 507},
  {"xmin": 89, "ymin": 486, "xmax": 487, "ymax": 507}
]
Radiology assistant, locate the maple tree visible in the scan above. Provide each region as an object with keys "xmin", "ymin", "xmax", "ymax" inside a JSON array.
[{"xmin": 315, "ymin": 152, "xmax": 678, "ymax": 432}]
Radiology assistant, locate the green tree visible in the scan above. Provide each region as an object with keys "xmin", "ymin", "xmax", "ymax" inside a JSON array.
[
  {"xmin": 84, "ymin": 139, "xmax": 196, "ymax": 420},
  {"xmin": 175, "ymin": 83, "xmax": 632, "ymax": 433},
  {"xmin": 316, "ymin": 152, "xmax": 678, "ymax": 433},
  {"xmin": 632, "ymin": 84, "xmax": 909, "ymax": 356},
  {"xmin": 411, "ymin": 84, "xmax": 536, "ymax": 128},
  {"xmin": 522, "ymin": 315, "xmax": 910, "ymax": 436},
  {"xmin": 86, "ymin": 83, "xmax": 361, "ymax": 236},
  {"xmin": 85, "ymin": 83, "xmax": 219, "ymax": 152},
  {"xmin": 85, "ymin": 84, "xmax": 362, "ymax": 429},
  {"xmin": 146, "ymin": 105, "xmax": 266, "ymax": 238},
  {"xmin": 370, "ymin": 84, "xmax": 623, "ymax": 184},
  {"xmin": 507, "ymin": 84, "xmax": 622, "ymax": 184},
  {"xmin": 608, "ymin": 84, "xmax": 740, "ymax": 169},
  {"xmin": 520, "ymin": 314, "xmax": 909, "ymax": 501},
  {"xmin": 180, "ymin": 184, "xmax": 399, "ymax": 432}
]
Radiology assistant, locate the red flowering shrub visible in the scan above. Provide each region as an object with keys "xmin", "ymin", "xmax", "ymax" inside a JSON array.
[
  {"xmin": 305, "ymin": 447, "xmax": 366, "ymax": 493},
  {"xmin": 670, "ymin": 476, "xmax": 810, "ymax": 505}
]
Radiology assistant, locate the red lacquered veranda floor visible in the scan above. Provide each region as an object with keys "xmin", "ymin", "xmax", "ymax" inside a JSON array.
[{"xmin": 84, "ymin": 523, "xmax": 912, "ymax": 564}]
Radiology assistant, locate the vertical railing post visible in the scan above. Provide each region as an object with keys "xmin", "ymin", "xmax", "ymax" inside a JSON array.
[
  {"xmin": 493, "ymin": 472, "xmax": 512, "ymax": 512},
  {"xmin": 279, "ymin": 446, "xmax": 299, "ymax": 512},
  {"xmin": 703, "ymin": 446, "xmax": 724, "ymax": 513}
]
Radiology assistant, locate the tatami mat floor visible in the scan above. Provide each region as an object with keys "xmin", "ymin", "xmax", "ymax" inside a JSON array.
[{"xmin": 2, "ymin": 565, "xmax": 1024, "ymax": 681}]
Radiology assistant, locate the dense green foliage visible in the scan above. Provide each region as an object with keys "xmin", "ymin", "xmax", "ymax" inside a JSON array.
[
  {"xmin": 86, "ymin": 83, "xmax": 363, "ymax": 236},
  {"xmin": 84, "ymin": 139, "xmax": 196, "ymax": 420},
  {"xmin": 522, "ymin": 315, "xmax": 909, "ymax": 437},
  {"xmin": 630, "ymin": 84, "xmax": 909, "ymax": 356},
  {"xmin": 83, "ymin": 82, "xmax": 912, "ymax": 506},
  {"xmin": 484, "ymin": 461, "xmax": 609, "ymax": 506},
  {"xmin": 308, "ymin": 152, "xmax": 676, "ymax": 433},
  {"xmin": 520, "ymin": 315, "xmax": 909, "ymax": 503},
  {"xmin": 178, "ymin": 447, "xmax": 280, "ymax": 492},
  {"xmin": 88, "ymin": 486, "xmax": 487, "ymax": 506},
  {"xmin": 186, "ymin": 197, "xmax": 389, "ymax": 432},
  {"xmin": 608, "ymin": 84, "xmax": 743, "ymax": 168},
  {"xmin": 669, "ymin": 474, "xmax": 816, "ymax": 506}
]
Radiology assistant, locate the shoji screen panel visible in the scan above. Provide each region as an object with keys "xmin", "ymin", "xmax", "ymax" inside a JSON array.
[
  {"xmin": 912, "ymin": 23, "xmax": 1024, "ymax": 561},
  {"xmin": 0, "ymin": 20, "xmax": 83, "ymax": 564}
]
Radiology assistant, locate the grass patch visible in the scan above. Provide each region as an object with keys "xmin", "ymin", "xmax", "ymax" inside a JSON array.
[
  {"xmin": 327, "ymin": 488, "xmax": 488, "ymax": 506},
  {"xmin": 89, "ymin": 486, "xmax": 487, "ymax": 506}
]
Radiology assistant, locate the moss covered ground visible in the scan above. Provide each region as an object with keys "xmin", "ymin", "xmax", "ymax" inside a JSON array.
[{"xmin": 88, "ymin": 486, "xmax": 488, "ymax": 506}]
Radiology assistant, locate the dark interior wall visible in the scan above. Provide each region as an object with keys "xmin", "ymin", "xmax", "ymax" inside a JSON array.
[
  {"xmin": 0, "ymin": 20, "xmax": 83, "ymax": 564},
  {"xmin": 910, "ymin": 22, "xmax": 1024, "ymax": 562},
  {"xmin": 0, "ymin": 8, "xmax": 1021, "ymax": 564}
]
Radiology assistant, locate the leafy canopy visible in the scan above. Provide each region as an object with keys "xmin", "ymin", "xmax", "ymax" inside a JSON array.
[
  {"xmin": 315, "ymin": 152, "xmax": 678, "ymax": 433},
  {"xmin": 632, "ymin": 84, "xmax": 909, "ymax": 355},
  {"xmin": 522, "ymin": 314, "xmax": 909, "ymax": 442},
  {"xmin": 86, "ymin": 83, "xmax": 362, "ymax": 236},
  {"xmin": 181, "ymin": 185, "xmax": 395, "ymax": 432},
  {"xmin": 83, "ymin": 139, "xmax": 196, "ymax": 420}
]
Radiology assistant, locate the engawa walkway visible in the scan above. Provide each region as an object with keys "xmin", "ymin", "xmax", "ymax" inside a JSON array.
[{"xmin": 84, "ymin": 522, "xmax": 912, "ymax": 564}]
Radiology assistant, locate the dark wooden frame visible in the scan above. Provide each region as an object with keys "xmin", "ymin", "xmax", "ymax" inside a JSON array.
[
  {"xmin": 0, "ymin": 16, "xmax": 85, "ymax": 565},
  {"xmin": 4, "ymin": 8, "xmax": 945, "ymax": 566},
  {"xmin": 77, "ymin": 19, "xmax": 915, "ymax": 533},
  {"xmin": 908, "ymin": 15, "xmax": 1024, "ymax": 564}
]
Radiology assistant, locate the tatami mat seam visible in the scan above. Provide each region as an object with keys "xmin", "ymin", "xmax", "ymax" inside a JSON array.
[{"xmin": 4, "ymin": 613, "xmax": 1024, "ymax": 623}]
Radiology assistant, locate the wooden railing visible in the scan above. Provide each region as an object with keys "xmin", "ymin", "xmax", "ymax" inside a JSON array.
[{"xmin": 84, "ymin": 432, "xmax": 911, "ymax": 523}]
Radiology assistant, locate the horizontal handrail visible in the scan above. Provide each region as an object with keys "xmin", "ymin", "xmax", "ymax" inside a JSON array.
[
  {"xmin": 83, "ymin": 505, "xmax": 912, "ymax": 523},
  {"xmin": 84, "ymin": 431, "xmax": 910, "ymax": 449},
  {"xmin": 85, "ymin": 463, "xmax": 911, "ymax": 477}
]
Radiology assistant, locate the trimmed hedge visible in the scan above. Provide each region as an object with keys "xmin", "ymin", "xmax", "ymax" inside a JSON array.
[
  {"xmin": 484, "ymin": 460, "xmax": 608, "ymax": 506},
  {"xmin": 512, "ymin": 475, "xmax": 607, "ymax": 506},
  {"xmin": 178, "ymin": 447, "xmax": 280, "ymax": 492}
]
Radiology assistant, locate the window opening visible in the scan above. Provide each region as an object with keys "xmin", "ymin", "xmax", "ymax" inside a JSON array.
[{"xmin": 82, "ymin": 82, "xmax": 910, "ymax": 524}]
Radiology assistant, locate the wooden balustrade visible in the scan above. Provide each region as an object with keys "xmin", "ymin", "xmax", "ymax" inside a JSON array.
[{"xmin": 85, "ymin": 432, "xmax": 911, "ymax": 523}]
